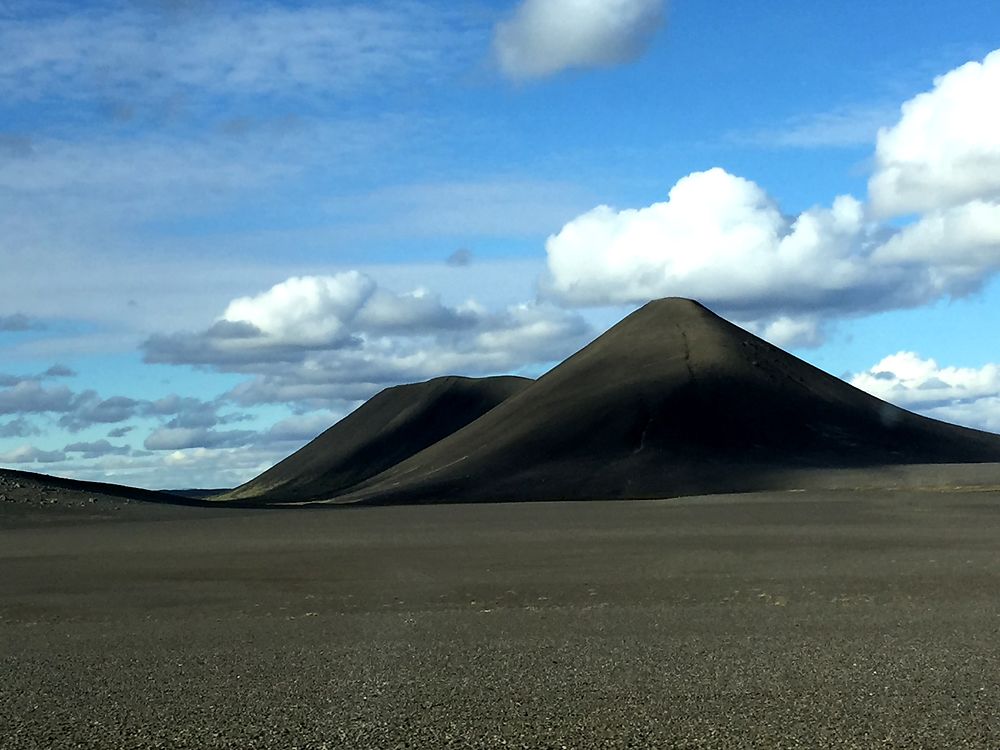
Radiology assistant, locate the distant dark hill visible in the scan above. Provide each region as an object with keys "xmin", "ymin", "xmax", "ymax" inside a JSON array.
[
  {"xmin": 328, "ymin": 298, "xmax": 1000, "ymax": 504},
  {"xmin": 225, "ymin": 375, "xmax": 531, "ymax": 503},
  {"xmin": 0, "ymin": 467, "xmax": 202, "ymax": 506}
]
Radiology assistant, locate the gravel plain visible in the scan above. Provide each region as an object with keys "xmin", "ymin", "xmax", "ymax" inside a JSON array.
[{"xmin": 3, "ymin": 489, "xmax": 1000, "ymax": 748}]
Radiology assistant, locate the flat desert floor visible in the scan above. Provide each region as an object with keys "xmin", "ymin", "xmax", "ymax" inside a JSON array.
[{"xmin": 3, "ymin": 490, "xmax": 1000, "ymax": 748}]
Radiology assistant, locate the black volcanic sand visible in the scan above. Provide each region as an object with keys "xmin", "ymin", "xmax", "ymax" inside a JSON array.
[{"xmin": 4, "ymin": 491, "xmax": 1000, "ymax": 748}]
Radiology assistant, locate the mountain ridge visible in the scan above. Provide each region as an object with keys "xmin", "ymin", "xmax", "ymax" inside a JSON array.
[
  {"xmin": 224, "ymin": 374, "xmax": 531, "ymax": 502},
  {"xmin": 322, "ymin": 298, "xmax": 1000, "ymax": 504}
]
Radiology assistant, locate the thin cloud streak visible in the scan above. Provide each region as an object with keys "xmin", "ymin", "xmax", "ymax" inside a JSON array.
[
  {"xmin": 0, "ymin": 2, "xmax": 483, "ymax": 101},
  {"xmin": 732, "ymin": 103, "xmax": 898, "ymax": 149}
]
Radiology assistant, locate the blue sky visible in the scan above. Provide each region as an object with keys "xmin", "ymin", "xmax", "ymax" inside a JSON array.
[{"xmin": 2, "ymin": 0, "xmax": 1000, "ymax": 488}]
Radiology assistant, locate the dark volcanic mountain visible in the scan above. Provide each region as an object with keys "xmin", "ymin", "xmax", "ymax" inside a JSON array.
[
  {"xmin": 225, "ymin": 375, "xmax": 531, "ymax": 502},
  {"xmin": 319, "ymin": 298, "xmax": 1000, "ymax": 504}
]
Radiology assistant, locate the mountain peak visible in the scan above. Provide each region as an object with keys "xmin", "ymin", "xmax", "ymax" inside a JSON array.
[
  {"xmin": 624, "ymin": 297, "xmax": 714, "ymax": 327},
  {"xmin": 639, "ymin": 296, "xmax": 708, "ymax": 312},
  {"xmin": 234, "ymin": 298, "xmax": 1000, "ymax": 506}
]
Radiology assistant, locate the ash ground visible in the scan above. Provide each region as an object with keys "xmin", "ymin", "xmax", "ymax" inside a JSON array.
[{"xmin": 3, "ymin": 490, "xmax": 1000, "ymax": 748}]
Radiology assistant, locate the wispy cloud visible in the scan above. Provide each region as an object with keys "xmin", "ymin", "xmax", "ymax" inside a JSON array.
[
  {"xmin": 0, "ymin": 112, "xmax": 412, "ymax": 207},
  {"xmin": 0, "ymin": 313, "xmax": 42, "ymax": 331},
  {"xmin": 446, "ymin": 248, "xmax": 474, "ymax": 267},
  {"xmin": 0, "ymin": 2, "xmax": 483, "ymax": 103},
  {"xmin": 325, "ymin": 178, "xmax": 596, "ymax": 240},
  {"xmin": 731, "ymin": 103, "xmax": 897, "ymax": 149}
]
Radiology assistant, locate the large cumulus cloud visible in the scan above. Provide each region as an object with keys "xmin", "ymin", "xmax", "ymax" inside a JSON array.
[
  {"xmin": 869, "ymin": 49, "xmax": 1000, "ymax": 217},
  {"xmin": 544, "ymin": 168, "xmax": 889, "ymax": 311},
  {"xmin": 542, "ymin": 49, "xmax": 1000, "ymax": 346}
]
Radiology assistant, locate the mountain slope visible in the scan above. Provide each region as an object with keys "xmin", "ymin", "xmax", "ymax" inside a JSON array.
[
  {"xmin": 225, "ymin": 375, "xmax": 531, "ymax": 502},
  {"xmin": 330, "ymin": 298, "xmax": 1000, "ymax": 504}
]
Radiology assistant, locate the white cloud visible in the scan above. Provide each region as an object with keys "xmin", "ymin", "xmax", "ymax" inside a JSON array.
[
  {"xmin": 144, "ymin": 444, "xmax": 301, "ymax": 489},
  {"xmin": 544, "ymin": 168, "xmax": 887, "ymax": 312},
  {"xmin": 0, "ymin": 380, "xmax": 244, "ymax": 441},
  {"xmin": 543, "ymin": 160, "xmax": 1000, "ymax": 333},
  {"xmin": 46, "ymin": 443, "xmax": 291, "ymax": 490},
  {"xmin": 864, "ymin": 50, "xmax": 1000, "ymax": 295},
  {"xmin": 222, "ymin": 272, "xmax": 377, "ymax": 348},
  {"xmin": 928, "ymin": 399, "xmax": 1000, "ymax": 435},
  {"xmin": 144, "ymin": 426, "xmax": 257, "ymax": 452},
  {"xmin": 264, "ymin": 412, "xmax": 342, "ymax": 444},
  {"xmin": 221, "ymin": 307, "xmax": 584, "ymax": 407},
  {"xmin": 0, "ymin": 3, "xmax": 510, "ymax": 380},
  {"xmin": 870, "ymin": 49, "xmax": 1000, "ymax": 217},
  {"xmin": 64, "ymin": 439, "xmax": 130, "ymax": 459},
  {"xmin": 494, "ymin": 0, "xmax": 665, "ymax": 80},
  {"xmin": 0, "ymin": 364, "xmax": 73, "ymax": 387},
  {"xmin": 542, "ymin": 49, "xmax": 1000, "ymax": 332},
  {"xmin": 742, "ymin": 316, "xmax": 825, "ymax": 349},
  {"xmin": 0, "ymin": 417, "xmax": 39, "ymax": 438},
  {"xmin": 57, "ymin": 393, "xmax": 139, "ymax": 432},
  {"xmin": 144, "ymin": 272, "xmax": 590, "ymax": 405},
  {"xmin": 0, "ymin": 381, "xmax": 75, "ymax": 414},
  {"xmin": 851, "ymin": 352, "xmax": 1000, "ymax": 433},
  {"xmin": 0, "ymin": 116, "xmax": 422, "ymax": 364},
  {"xmin": 153, "ymin": 446, "xmax": 276, "ymax": 488},
  {"xmin": 145, "ymin": 271, "xmax": 484, "ymax": 364},
  {"xmin": 0, "ymin": 408, "xmax": 351, "ymax": 489},
  {"xmin": 0, "ymin": 444, "xmax": 66, "ymax": 464},
  {"xmin": 873, "ymin": 200, "xmax": 1000, "ymax": 271},
  {"xmin": 221, "ymin": 274, "xmax": 491, "ymax": 347}
]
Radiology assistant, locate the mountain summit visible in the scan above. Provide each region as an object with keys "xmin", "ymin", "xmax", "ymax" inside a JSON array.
[{"xmin": 238, "ymin": 298, "xmax": 1000, "ymax": 505}]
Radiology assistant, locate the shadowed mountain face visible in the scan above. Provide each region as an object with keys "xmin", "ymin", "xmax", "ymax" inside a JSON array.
[
  {"xmin": 225, "ymin": 375, "xmax": 531, "ymax": 502},
  {"xmin": 319, "ymin": 298, "xmax": 1000, "ymax": 504}
]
